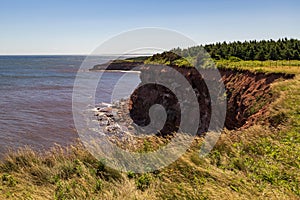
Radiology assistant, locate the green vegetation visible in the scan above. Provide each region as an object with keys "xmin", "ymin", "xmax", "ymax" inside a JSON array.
[
  {"xmin": 124, "ymin": 56, "xmax": 149, "ymax": 62},
  {"xmin": 129, "ymin": 39, "xmax": 300, "ymax": 74},
  {"xmin": 143, "ymin": 52, "xmax": 300, "ymax": 74},
  {"xmin": 110, "ymin": 56, "xmax": 149, "ymax": 64},
  {"xmin": 105, "ymin": 56, "xmax": 148, "ymax": 64},
  {"xmin": 173, "ymin": 38, "xmax": 300, "ymax": 61},
  {"xmin": 215, "ymin": 59, "xmax": 300, "ymax": 74},
  {"xmin": 144, "ymin": 51, "xmax": 193, "ymax": 67},
  {"xmin": 0, "ymin": 73, "xmax": 299, "ymax": 199},
  {"xmin": 101, "ymin": 39, "xmax": 300, "ymax": 73},
  {"xmin": 135, "ymin": 173, "xmax": 152, "ymax": 191},
  {"xmin": 1, "ymin": 39, "xmax": 300, "ymax": 199}
]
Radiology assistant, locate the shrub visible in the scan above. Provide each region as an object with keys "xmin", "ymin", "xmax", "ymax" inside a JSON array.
[
  {"xmin": 136, "ymin": 174, "xmax": 152, "ymax": 191},
  {"xmin": 1, "ymin": 173, "xmax": 17, "ymax": 187},
  {"xmin": 269, "ymin": 112, "xmax": 288, "ymax": 127},
  {"xmin": 94, "ymin": 179, "xmax": 102, "ymax": 192},
  {"xmin": 127, "ymin": 171, "xmax": 135, "ymax": 179},
  {"xmin": 96, "ymin": 160, "xmax": 122, "ymax": 181}
]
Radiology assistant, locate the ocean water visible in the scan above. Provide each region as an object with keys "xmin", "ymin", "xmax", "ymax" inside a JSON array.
[{"xmin": 0, "ymin": 56, "xmax": 140, "ymax": 155}]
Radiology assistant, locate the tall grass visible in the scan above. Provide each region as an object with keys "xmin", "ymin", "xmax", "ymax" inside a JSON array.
[{"xmin": 0, "ymin": 70, "xmax": 299, "ymax": 199}]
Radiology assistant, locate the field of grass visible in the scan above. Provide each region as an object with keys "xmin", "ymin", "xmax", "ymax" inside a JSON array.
[
  {"xmin": 0, "ymin": 63, "xmax": 299, "ymax": 199},
  {"xmin": 141, "ymin": 51, "xmax": 300, "ymax": 74},
  {"xmin": 215, "ymin": 60, "xmax": 300, "ymax": 74}
]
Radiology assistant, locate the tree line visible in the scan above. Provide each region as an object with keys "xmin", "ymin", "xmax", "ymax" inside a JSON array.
[{"xmin": 172, "ymin": 38, "xmax": 300, "ymax": 61}]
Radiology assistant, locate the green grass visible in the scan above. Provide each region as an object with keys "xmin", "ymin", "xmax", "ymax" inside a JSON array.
[
  {"xmin": 136, "ymin": 51, "xmax": 300, "ymax": 74},
  {"xmin": 124, "ymin": 56, "xmax": 150, "ymax": 62},
  {"xmin": 0, "ymin": 63, "xmax": 299, "ymax": 199},
  {"xmin": 215, "ymin": 60, "xmax": 300, "ymax": 74},
  {"xmin": 109, "ymin": 52, "xmax": 300, "ymax": 75}
]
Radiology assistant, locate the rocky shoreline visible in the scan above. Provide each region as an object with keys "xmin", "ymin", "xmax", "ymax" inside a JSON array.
[
  {"xmin": 94, "ymin": 99, "xmax": 133, "ymax": 138},
  {"xmin": 94, "ymin": 99, "xmax": 147, "ymax": 150},
  {"xmin": 92, "ymin": 99, "xmax": 171, "ymax": 151}
]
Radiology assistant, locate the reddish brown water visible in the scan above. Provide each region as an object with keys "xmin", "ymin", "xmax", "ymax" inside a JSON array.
[{"xmin": 0, "ymin": 56, "xmax": 140, "ymax": 156}]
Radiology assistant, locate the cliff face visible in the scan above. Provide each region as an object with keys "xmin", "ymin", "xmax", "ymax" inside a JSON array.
[
  {"xmin": 220, "ymin": 69, "xmax": 293, "ymax": 129},
  {"xmin": 129, "ymin": 65, "xmax": 293, "ymax": 136}
]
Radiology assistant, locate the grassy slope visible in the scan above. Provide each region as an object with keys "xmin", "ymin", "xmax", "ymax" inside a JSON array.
[{"xmin": 0, "ymin": 62, "xmax": 299, "ymax": 199}]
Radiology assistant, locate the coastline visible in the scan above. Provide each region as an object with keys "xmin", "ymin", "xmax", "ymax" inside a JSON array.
[
  {"xmin": 90, "ymin": 69, "xmax": 141, "ymax": 73},
  {"xmin": 90, "ymin": 59, "xmax": 145, "ymax": 71},
  {"xmin": 1, "ymin": 58, "xmax": 299, "ymax": 199}
]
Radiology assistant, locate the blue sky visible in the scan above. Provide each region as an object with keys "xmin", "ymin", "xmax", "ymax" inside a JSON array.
[{"xmin": 0, "ymin": 0, "xmax": 299, "ymax": 55}]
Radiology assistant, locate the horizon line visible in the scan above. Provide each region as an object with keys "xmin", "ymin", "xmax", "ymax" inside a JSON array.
[{"xmin": 0, "ymin": 53, "xmax": 155, "ymax": 56}]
